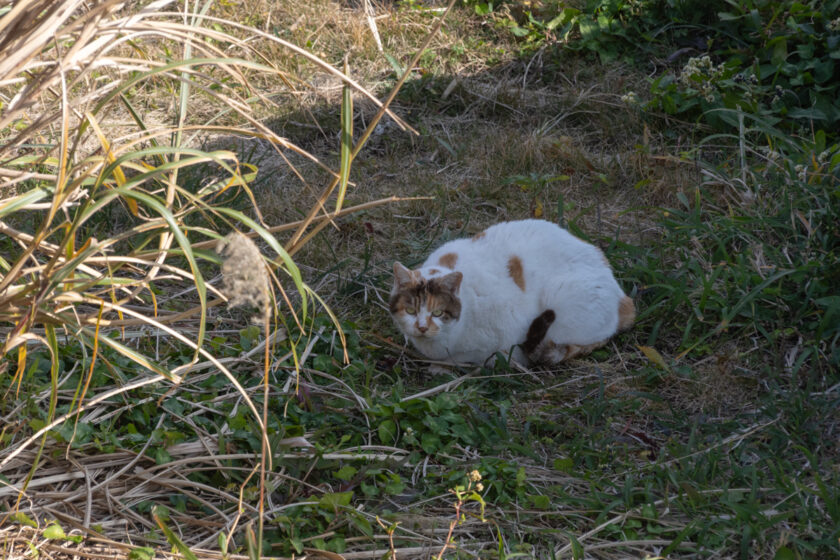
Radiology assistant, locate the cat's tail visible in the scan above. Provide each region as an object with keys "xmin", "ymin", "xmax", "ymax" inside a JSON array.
[
  {"xmin": 522, "ymin": 309, "xmax": 556, "ymax": 355},
  {"xmin": 617, "ymin": 296, "xmax": 636, "ymax": 332}
]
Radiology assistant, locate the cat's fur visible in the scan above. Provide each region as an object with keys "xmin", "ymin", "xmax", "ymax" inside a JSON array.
[{"xmin": 390, "ymin": 219, "xmax": 635, "ymax": 365}]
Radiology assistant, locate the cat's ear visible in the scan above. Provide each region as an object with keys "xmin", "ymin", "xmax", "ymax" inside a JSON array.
[
  {"xmin": 439, "ymin": 271, "xmax": 463, "ymax": 295},
  {"xmin": 393, "ymin": 262, "xmax": 414, "ymax": 289}
]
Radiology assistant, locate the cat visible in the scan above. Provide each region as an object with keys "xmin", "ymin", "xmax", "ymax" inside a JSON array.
[{"xmin": 389, "ymin": 219, "xmax": 635, "ymax": 366}]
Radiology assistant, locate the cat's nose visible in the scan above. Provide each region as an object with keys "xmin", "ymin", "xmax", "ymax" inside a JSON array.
[{"xmin": 416, "ymin": 324, "xmax": 428, "ymax": 333}]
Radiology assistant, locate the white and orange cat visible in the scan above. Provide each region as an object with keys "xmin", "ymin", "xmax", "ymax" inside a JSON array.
[{"xmin": 390, "ymin": 219, "xmax": 635, "ymax": 365}]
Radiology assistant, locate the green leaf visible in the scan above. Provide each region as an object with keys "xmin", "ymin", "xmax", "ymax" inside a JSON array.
[
  {"xmin": 384, "ymin": 473, "xmax": 405, "ymax": 495},
  {"xmin": 10, "ymin": 512, "xmax": 37, "ymax": 527},
  {"xmin": 528, "ymin": 494, "xmax": 550, "ymax": 509},
  {"xmin": 515, "ymin": 466, "xmax": 526, "ymax": 487},
  {"xmin": 239, "ymin": 325, "xmax": 260, "ymax": 351},
  {"xmin": 128, "ymin": 547, "xmax": 156, "ymax": 560},
  {"xmin": 0, "ymin": 187, "xmax": 50, "ymax": 219},
  {"xmin": 319, "ymin": 491, "xmax": 353, "ymax": 512},
  {"xmin": 420, "ymin": 432, "xmax": 442, "ymax": 453},
  {"xmin": 378, "ymin": 419, "xmax": 397, "ymax": 445},
  {"xmin": 570, "ymin": 533, "xmax": 584, "ymax": 559},
  {"xmin": 553, "ymin": 457, "xmax": 574, "ymax": 472},
  {"xmin": 334, "ymin": 465, "xmax": 357, "ymax": 481},
  {"xmin": 154, "ymin": 447, "xmax": 172, "ymax": 465},
  {"xmin": 349, "ymin": 513, "xmax": 374, "ymax": 537},
  {"xmin": 336, "ymin": 57, "xmax": 353, "ymax": 214},
  {"xmin": 153, "ymin": 506, "xmax": 199, "ymax": 560},
  {"xmin": 474, "ymin": 2, "xmax": 492, "ymax": 16},
  {"xmin": 43, "ymin": 523, "xmax": 67, "ymax": 540},
  {"xmin": 773, "ymin": 546, "xmax": 796, "ymax": 560},
  {"xmin": 771, "ymin": 37, "xmax": 788, "ymax": 66},
  {"xmin": 218, "ymin": 533, "xmax": 228, "ymax": 556},
  {"xmin": 641, "ymin": 503, "xmax": 657, "ymax": 519},
  {"xmin": 383, "ymin": 52, "xmax": 404, "ymax": 75}
]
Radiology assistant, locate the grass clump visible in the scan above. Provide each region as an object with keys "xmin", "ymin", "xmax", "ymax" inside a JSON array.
[{"xmin": 624, "ymin": 137, "xmax": 840, "ymax": 373}]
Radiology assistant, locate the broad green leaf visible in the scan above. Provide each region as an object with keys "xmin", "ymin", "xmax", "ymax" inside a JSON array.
[
  {"xmin": 10, "ymin": 512, "xmax": 37, "ymax": 527},
  {"xmin": 378, "ymin": 420, "xmax": 397, "ymax": 445},
  {"xmin": 319, "ymin": 491, "xmax": 353, "ymax": 512},
  {"xmin": 334, "ymin": 465, "xmax": 357, "ymax": 481},
  {"xmin": 43, "ymin": 523, "xmax": 67, "ymax": 540},
  {"xmin": 128, "ymin": 547, "xmax": 156, "ymax": 560},
  {"xmin": 773, "ymin": 546, "xmax": 796, "ymax": 560},
  {"xmin": 553, "ymin": 457, "xmax": 574, "ymax": 472},
  {"xmin": 349, "ymin": 513, "xmax": 373, "ymax": 537},
  {"xmin": 528, "ymin": 494, "xmax": 550, "ymax": 509}
]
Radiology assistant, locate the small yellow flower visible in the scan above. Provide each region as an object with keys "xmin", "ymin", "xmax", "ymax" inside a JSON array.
[
  {"xmin": 468, "ymin": 469, "xmax": 482, "ymax": 482},
  {"xmin": 476, "ymin": 482, "xmax": 484, "ymax": 492}
]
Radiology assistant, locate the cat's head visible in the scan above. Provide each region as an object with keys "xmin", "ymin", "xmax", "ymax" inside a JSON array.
[{"xmin": 389, "ymin": 262, "xmax": 462, "ymax": 340}]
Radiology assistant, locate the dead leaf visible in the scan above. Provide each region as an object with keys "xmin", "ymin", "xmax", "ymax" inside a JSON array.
[{"xmin": 638, "ymin": 345, "xmax": 669, "ymax": 370}]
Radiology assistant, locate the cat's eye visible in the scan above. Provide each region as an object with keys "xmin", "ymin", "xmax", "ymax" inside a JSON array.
[
  {"xmin": 431, "ymin": 309, "xmax": 443, "ymax": 317},
  {"xmin": 405, "ymin": 307, "xmax": 417, "ymax": 315}
]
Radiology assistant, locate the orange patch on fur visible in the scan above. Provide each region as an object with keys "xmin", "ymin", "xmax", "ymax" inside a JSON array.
[
  {"xmin": 429, "ymin": 268, "xmax": 440, "ymax": 274},
  {"xmin": 438, "ymin": 253, "xmax": 458, "ymax": 268},
  {"xmin": 507, "ymin": 256, "xmax": 525, "ymax": 292},
  {"xmin": 618, "ymin": 296, "xmax": 636, "ymax": 331},
  {"xmin": 565, "ymin": 341, "xmax": 607, "ymax": 360},
  {"xmin": 471, "ymin": 231, "xmax": 486, "ymax": 241}
]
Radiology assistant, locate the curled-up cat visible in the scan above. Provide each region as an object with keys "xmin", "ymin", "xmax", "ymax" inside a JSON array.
[{"xmin": 389, "ymin": 219, "xmax": 635, "ymax": 366}]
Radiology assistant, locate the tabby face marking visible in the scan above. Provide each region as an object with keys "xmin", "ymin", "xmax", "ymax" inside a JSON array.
[
  {"xmin": 438, "ymin": 252, "xmax": 458, "ymax": 269},
  {"xmin": 507, "ymin": 255, "xmax": 526, "ymax": 291},
  {"xmin": 391, "ymin": 262, "xmax": 462, "ymax": 339}
]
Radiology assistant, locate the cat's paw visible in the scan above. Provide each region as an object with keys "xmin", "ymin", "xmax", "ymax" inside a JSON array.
[
  {"xmin": 528, "ymin": 341, "xmax": 569, "ymax": 364},
  {"xmin": 426, "ymin": 363, "xmax": 453, "ymax": 376},
  {"xmin": 541, "ymin": 343, "xmax": 569, "ymax": 364}
]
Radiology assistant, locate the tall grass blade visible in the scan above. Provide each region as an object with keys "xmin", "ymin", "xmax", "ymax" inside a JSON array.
[
  {"xmin": 153, "ymin": 507, "xmax": 200, "ymax": 560},
  {"xmin": 336, "ymin": 56, "xmax": 354, "ymax": 214}
]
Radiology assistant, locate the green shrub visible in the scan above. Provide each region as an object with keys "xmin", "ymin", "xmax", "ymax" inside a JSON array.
[
  {"xmin": 647, "ymin": 0, "xmax": 840, "ymax": 140},
  {"xmin": 469, "ymin": 0, "xmax": 840, "ymax": 140},
  {"xmin": 618, "ymin": 132, "xmax": 840, "ymax": 374}
]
